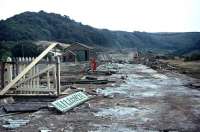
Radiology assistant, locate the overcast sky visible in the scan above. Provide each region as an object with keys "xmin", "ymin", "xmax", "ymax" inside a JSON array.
[{"xmin": 1, "ymin": 0, "xmax": 200, "ymax": 32}]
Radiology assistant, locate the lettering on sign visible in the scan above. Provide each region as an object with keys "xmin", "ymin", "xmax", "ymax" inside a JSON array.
[{"xmin": 51, "ymin": 91, "xmax": 89, "ymax": 112}]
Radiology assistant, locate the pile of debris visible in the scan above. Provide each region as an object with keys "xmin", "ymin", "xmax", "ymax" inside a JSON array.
[
  {"xmin": 0, "ymin": 91, "xmax": 91, "ymax": 130},
  {"xmin": 0, "ymin": 53, "xmax": 123, "ymax": 131}
]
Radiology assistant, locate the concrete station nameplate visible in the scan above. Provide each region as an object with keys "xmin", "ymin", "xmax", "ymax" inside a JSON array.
[{"xmin": 51, "ymin": 91, "xmax": 89, "ymax": 112}]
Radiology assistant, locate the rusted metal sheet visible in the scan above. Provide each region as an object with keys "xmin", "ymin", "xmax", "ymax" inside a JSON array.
[{"xmin": 51, "ymin": 91, "xmax": 89, "ymax": 112}]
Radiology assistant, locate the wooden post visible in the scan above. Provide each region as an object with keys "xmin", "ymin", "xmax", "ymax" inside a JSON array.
[
  {"xmin": 75, "ymin": 55, "xmax": 78, "ymax": 64},
  {"xmin": 4, "ymin": 57, "xmax": 12, "ymax": 86},
  {"xmin": 56, "ymin": 56, "xmax": 60, "ymax": 96},
  {"xmin": 22, "ymin": 57, "xmax": 25, "ymax": 80},
  {"xmin": 47, "ymin": 58, "xmax": 50, "ymax": 89},
  {"xmin": 25, "ymin": 57, "xmax": 30, "ymax": 89},
  {"xmin": 32, "ymin": 57, "xmax": 36, "ymax": 88},
  {"xmin": 52, "ymin": 56, "xmax": 57, "ymax": 91},
  {"xmin": 36, "ymin": 65, "xmax": 40, "ymax": 88},
  {"xmin": 18, "ymin": 57, "xmax": 22, "ymax": 89},
  {"xmin": 1, "ymin": 62, "xmax": 5, "ymax": 88},
  {"xmin": 53, "ymin": 66, "xmax": 57, "ymax": 91},
  {"xmin": 16, "ymin": 58, "xmax": 19, "ymax": 76},
  {"xmin": 29, "ymin": 57, "xmax": 33, "ymax": 89}
]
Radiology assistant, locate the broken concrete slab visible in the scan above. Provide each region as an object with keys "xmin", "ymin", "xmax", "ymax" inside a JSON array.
[
  {"xmin": 5, "ymin": 119, "xmax": 30, "ymax": 124},
  {"xmin": 51, "ymin": 91, "xmax": 89, "ymax": 112},
  {"xmin": 87, "ymin": 71, "xmax": 114, "ymax": 75},
  {"xmin": 2, "ymin": 124, "xmax": 21, "ymax": 129},
  {"xmin": 39, "ymin": 127, "xmax": 52, "ymax": 132},
  {"xmin": 75, "ymin": 79, "xmax": 115, "ymax": 84},
  {"xmin": 0, "ymin": 97, "xmax": 15, "ymax": 106},
  {"xmin": 85, "ymin": 76, "xmax": 98, "ymax": 80},
  {"xmin": 3, "ymin": 102, "xmax": 48, "ymax": 113},
  {"xmin": 2, "ymin": 119, "xmax": 30, "ymax": 129}
]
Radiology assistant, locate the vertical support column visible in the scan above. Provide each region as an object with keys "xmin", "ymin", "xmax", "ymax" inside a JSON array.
[
  {"xmin": 53, "ymin": 67, "xmax": 57, "ymax": 90},
  {"xmin": 75, "ymin": 55, "xmax": 78, "ymax": 64},
  {"xmin": 22, "ymin": 57, "xmax": 25, "ymax": 80},
  {"xmin": 52, "ymin": 56, "xmax": 57, "ymax": 93},
  {"xmin": 18, "ymin": 57, "xmax": 23, "ymax": 88},
  {"xmin": 56, "ymin": 56, "xmax": 60, "ymax": 96},
  {"xmin": 4, "ymin": 57, "xmax": 12, "ymax": 86},
  {"xmin": 88, "ymin": 50, "xmax": 90, "ymax": 61},
  {"xmin": 12, "ymin": 58, "xmax": 15, "ymax": 78},
  {"xmin": 25, "ymin": 57, "xmax": 30, "ymax": 89},
  {"xmin": 47, "ymin": 58, "xmax": 50, "ymax": 89},
  {"xmin": 18, "ymin": 57, "xmax": 22, "ymax": 89},
  {"xmin": 32, "ymin": 57, "xmax": 36, "ymax": 89},
  {"xmin": 1, "ymin": 62, "xmax": 5, "ymax": 89},
  {"xmin": 16, "ymin": 58, "xmax": 19, "ymax": 76},
  {"xmin": 36, "ymin": 65, "xmax": 40, "ymax": 88},
  {"xmin": 29, "ymin": 57, "xmax": 33, "ymax": 89}
]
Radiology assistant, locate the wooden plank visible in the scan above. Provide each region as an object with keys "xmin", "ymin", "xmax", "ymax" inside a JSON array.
[
  {"xmin": 32, "ymin": 65, "xmax": 36, "ymax": 87},
  {"xmin": 5, "ymin": 94, "xmax": 57, "ymax": 96},
  {"xmin": 36, "ymin": 65, "xmax": 40, "ymax": 88},
  {"xmin": 15, "ymin": 65, "xmax": 55, "ymax": 87},
  {"xmin": 51, "ymin": 91, "xmax": 89, "ymax": 112},
  {"xmin": 4, "ymin": 58, "xmax": 12, "ymax": 85},
  {"xmin": 0, "ymin": 43, "xmax": 59, "ymax": 95},
  {"xmin": 13, "ymin": 87, "xmax": 55, "ymax": 92},
  {"xmin": 1, "ymin": 63, "xmax": 5, "ymax": 88},
  {"xmin": 56, "ymin": 57, "xmax": 61, "ymax": 96},
  {"xmin": 11, "ymin": 61, "xmax": 57, "ymax": 65},
  {"xmin": 75, "ymin": 79, "xmax": 115, "ymax": 84},
  {"xmin": 47, "ymin": 59, "xmax": 50, "ymax": 89},
  {"xmin": 53, "ymin": 67, "xmax": 57, "ymax": 91}
]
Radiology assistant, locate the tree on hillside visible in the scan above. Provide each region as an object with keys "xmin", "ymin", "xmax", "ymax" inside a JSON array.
[{"xmin": 11, "ymin": 41, "xmax": 40, "ymax": 57}]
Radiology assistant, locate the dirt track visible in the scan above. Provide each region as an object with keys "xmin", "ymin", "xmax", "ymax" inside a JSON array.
[{"xmin": 1, "ymin": 63, "xmax": 200, "ymax": 132}]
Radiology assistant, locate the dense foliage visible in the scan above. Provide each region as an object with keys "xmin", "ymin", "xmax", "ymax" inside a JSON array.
[
  {"xmin": 0, "ymin": 40, "xmax": 40, "ymax": 60},
  {"xmin": 0, "ymin": 11, "xmax": 200, "ymax": 59},
  {"xmin": 11, "ymin": 41, "xmax": 40, "ymax": 57},
  {"xmin": 184, "ymin": 53, "xmax": 200, "ymax": 61}
]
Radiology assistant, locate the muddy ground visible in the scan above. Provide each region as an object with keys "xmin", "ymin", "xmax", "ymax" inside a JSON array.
[{"xmin": 0, "ymin": 62, "xmax": 200, "ymax": 132}]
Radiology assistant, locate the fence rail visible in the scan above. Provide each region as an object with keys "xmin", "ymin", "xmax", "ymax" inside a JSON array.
[{"xmin": 0, "ymin": 43, "xmax": 69, "ymax": 96}]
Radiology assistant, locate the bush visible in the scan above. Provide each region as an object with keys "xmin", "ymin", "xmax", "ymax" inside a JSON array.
[
  {"xmin": 11, "ymin": 41, "xmax": 40, "ymax": 57},
  {"xmin": 184, "ymin": 53, "xmax": 200, "ymax": 61},
  {"xmin": 0, "ymin": 49, "xmax": 11, "ymax": 61}
]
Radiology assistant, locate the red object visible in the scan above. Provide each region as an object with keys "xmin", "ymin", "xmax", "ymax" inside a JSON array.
[{"xmin": 90, "ymin": 58, "xmax": 96, "ymax": 72}]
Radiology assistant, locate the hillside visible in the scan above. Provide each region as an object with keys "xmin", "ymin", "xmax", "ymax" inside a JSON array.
[{"xmin": 0, "ymin": 11, "xmax": 200, "ymax": 54}]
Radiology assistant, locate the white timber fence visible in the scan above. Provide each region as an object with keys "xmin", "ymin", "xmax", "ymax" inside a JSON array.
[{"xmin": 0, "ymin": 43, "xmax": 69, "ymax": 96}]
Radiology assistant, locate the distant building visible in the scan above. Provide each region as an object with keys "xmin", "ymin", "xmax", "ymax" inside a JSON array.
[
  {"xmin": 62, "ymin": 42, "xmax": 93, "ymax": 62},
  {"xmin": 128, "ymin": 51, "xmax": 139, "ymax": 59}
]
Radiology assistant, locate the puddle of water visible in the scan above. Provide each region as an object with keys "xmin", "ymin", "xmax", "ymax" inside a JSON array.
[
  {"xmin": 152, "ymin": 74, "xmax": 168, "ymax": 79},
  {"xmin": 96, "ymin": 75, "xmax": 164, "ymax": 98},
  {"xmin": 94, "ymin": 105, "xmax": 155, "ymax": 121},
  {"xmin": 134, "ymin": 91, "xmax": 162, "ymax": 97},
  {"xmin": 94, "ymin": 106, "xmax": 139, "ymax": 118},
  {"xmin": 97, "ymin": 87, "xmax": 129, "ymax": 97},
  {"xmin": 96, "ymin": 63, "xmax": 191, "ymax": 98}
]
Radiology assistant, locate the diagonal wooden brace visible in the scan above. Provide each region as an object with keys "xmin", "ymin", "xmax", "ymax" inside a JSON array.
[{"xmin": 0, "ymin": 43, "xmax": 58, "ymax": 95}]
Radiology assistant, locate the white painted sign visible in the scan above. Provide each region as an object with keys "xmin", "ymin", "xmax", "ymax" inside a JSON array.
[{"xmin": 51, "ymin": 91, "xmax": 89, "ymax": 112}]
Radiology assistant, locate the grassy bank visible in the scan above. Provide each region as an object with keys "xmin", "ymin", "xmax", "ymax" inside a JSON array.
[{"xmin": 160, "ymin": 59, "xmax": 200, "ymax": 79}]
